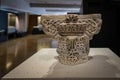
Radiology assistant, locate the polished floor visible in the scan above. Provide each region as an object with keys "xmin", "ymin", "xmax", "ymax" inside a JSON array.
[{"xmin": 0, "ymin": 35, "xmax": 57, "ymax": 78}]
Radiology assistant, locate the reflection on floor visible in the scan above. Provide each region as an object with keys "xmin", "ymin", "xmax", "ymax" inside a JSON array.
[{"xmin": 0, "ymin": 35, "xmax": 58, "ymax": 78}]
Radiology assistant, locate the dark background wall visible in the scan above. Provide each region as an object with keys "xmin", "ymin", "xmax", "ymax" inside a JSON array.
[
  {"xmin": 83, "ymin": 0, "xmax": 120, "ymax": 56},
  {"xmin": 0, "ymin": 10, "xmax": 8, "ymax": 42},
  {"xmin": 0, "ymin": 10, "xmax": 8, "ymax": 32}
]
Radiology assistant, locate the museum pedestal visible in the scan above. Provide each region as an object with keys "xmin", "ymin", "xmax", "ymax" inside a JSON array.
[{"xmin": 2, "ymin": 48, "xmax": 120, "ymax": 80}]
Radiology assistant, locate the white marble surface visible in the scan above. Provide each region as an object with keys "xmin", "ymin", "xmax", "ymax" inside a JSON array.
[{"xmin": 2, "ymin": 48, "xmax": 120, "ymax": 79}]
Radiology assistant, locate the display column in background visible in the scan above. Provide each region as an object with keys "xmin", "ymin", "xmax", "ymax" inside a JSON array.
[{"xmin": 16, "ymin": 12, "xmax": 28, "ymax": 36}]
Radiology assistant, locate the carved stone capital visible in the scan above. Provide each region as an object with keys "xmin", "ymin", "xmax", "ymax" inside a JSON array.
[{"xmin": 41, "ymin": 14, "xmax": 102, "ymax": 65}]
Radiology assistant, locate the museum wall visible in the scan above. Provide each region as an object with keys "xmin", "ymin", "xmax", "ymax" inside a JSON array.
[
  {"xmin": 0, "ymin": 10, "xmax": 8, "ymax": 32},
  {"xmin": 0, "ymin": 10, "xmax": 8, "ymax": 42},
  {"xmin": 83, "ymin": 0, "xmax": 120, "ymax": 56}
]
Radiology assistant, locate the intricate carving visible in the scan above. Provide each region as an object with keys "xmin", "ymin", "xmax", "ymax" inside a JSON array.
[
  {"xmin": 41, "ymin": 14, "xmax": 102, "ymax": 65},
  {"xmin": 65, "ymin": 15, "xmax": 78, "ymax": 23}
]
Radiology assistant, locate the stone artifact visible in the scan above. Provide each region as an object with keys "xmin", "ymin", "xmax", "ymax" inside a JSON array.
[{"xmin": 41, "ymin": 14, "xmax": 102, "ymax": 65}]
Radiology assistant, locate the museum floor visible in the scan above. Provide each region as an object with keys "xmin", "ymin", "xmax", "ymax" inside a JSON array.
[{"xmin": 0, "ymin": 35, "xmax": 55, "ymax": 78}]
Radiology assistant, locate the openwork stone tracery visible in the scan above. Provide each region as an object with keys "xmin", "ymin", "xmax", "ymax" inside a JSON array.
[{"xmin": 41, "ymin": 14, "xmax": 102, "ymax": 65}]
